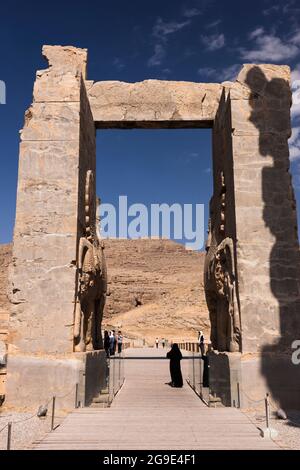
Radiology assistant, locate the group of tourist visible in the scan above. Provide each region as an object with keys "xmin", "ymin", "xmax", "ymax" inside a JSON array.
[
  {"xmin": 155, "ymin": 337, "xmax": 167, "ymax": 348},
  {"xmin": 104, "ymin": 330, "xmax": 123, "ymax": 357}
]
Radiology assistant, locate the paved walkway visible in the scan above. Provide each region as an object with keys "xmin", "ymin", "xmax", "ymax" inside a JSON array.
[{"xmin": 34, "ymin": 348, "xmax": 279, "ymax": 450}]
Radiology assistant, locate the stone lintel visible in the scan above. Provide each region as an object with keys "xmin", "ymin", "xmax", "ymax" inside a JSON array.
[{"xmin": 87, "ymin": 80, "xmax": 222, "ymax": 128}]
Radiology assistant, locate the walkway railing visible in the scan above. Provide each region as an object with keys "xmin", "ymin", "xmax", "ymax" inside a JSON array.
[
  {"xmin": 178, "ymin": 342, "xmax": 200, "ymax": 353},
  {"xmin": 178, "ymin": 342, "xmax": 209, "ymax": 404},
  {"xmin": 107, "ymin": 353, "xmax": 125, "ymax": 406}
]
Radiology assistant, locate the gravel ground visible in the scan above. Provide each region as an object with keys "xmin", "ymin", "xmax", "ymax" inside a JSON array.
[
  {"xmin": 0, "ymin": 409, "xmax": 67, "ymax": 450},
  {"xmin": 243, "ymin": 409, "xmax": 300, "ymax": 450}
]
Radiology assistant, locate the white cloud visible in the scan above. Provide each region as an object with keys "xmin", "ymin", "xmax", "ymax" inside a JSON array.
[
  {"xmin": 153, "ymin": 17, "xmax": 191, "ymax": 41},
  {"xmin": 291, "ymin": 65, "xmax": 300, "ymax": 83},
  {"xmin": 262, "ymin": 5, "xmax": 281, "ymax": 16},
  {"xmin": 198, "ymin": 67, "xmax": 218, "ymax": 78},
  {"xmin": 222, "ymin": 64, "xmax": 242, "ymax": 81},
  {"xmin": 201, "ymin": 33, "xmax": 225, "ymax": 51},
  {"xmin": 263, "ymin": 1, "xmax": 300, "ymax": 17},
  {"xmin": 291, "ymin": 31, "xmax": 300, "ymax": 46},
  {"xmin": 241, "ymin": 28, "xmax": 299, "ymax": 62},
  {"xmin": 148, "ymin": 44, "xmax": 166, "ymax": 67},
  {"xmin": 198, "ymin": 64, "xmax": 241, "ymax": 81},
  {"xmin": 112, "ymin": 58, "xmax": 125, "ymax": 70},
  {"xmin": 148, "ymin": 16, "xmax": 192, "ymax": 67},
  {"xmin": 289, "ymin": 126, "xmax": 300, "ymax": 161},
  {"xmin": 292, "ymin": 66, "xmax": 300, "ymax": 117},
  {"xmin": 206, "ymin": 19, "xmax": 222, "ymax": 29},
  {"xmin": 183, "ymin": 7, "xmax": 202, "ymax": 18},
  {"xmin": 248, "ymin": 27, "xmax": 265, "ymax": 40}
]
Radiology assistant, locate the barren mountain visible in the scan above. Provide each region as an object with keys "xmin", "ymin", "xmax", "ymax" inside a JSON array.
[
  {"xmin": 103, "ymin": 239, "xmax": 210, "ymax": 345},
  {"xmin": 0, "ymin": 240, "xmax": 210, "ymax": 350}
]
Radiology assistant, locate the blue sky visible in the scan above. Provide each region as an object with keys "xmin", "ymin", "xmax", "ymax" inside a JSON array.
[{"xmin": 1, "ymin": 0, "xmax": 300, "ymax": 248}]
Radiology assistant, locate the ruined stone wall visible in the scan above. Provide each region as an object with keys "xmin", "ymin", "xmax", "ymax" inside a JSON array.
[
  {"xmin": 229, "ymin": 65, "xmax": 300, "ymax": 354},
  {"xmin": 204, "ymin": 89, "xmax": 241, "ymax": 352},
  {"xmin": 87, "ymin": 80, "xmax": 222, "ymax": 128},
  {"xmin": 6, "ymin": 47, "xmax": 300, "ymax": 409},
  {"xmin": 0, "ymin": 244, "xmax": 12, "ymax": 396},
  {"xmin": 8, "ymin": 46, "xmax": 91, "ymax": 355},
  {"xmin": 78, "ymin": 79, "xmax": 96, "ymax": 240}
]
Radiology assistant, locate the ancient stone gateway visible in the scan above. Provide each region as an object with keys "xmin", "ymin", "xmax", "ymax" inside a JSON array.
[{"xmin": 6, "ymin": 45, "xmax": 300, "ymax": 409}]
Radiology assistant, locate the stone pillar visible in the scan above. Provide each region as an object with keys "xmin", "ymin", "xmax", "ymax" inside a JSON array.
[
  {"xmin": 6, "ymin": 46, "xmax": 104, "ymax": 409},
  {"xmin": 228, "ymin": 65, "xmax": 300, "ymax": 408},
  {"xmin": 208, "ymin": 65, "xmax": 300, "ymax": 409}
]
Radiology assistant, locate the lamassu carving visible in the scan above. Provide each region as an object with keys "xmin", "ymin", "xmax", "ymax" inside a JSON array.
[{"xmin": 74, "ymin": 170, "xmax": 107, "ymax": 352}]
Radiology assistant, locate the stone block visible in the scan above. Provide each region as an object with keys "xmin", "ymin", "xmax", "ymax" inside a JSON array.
[
  {"xmin": 20, "ymin": 102, "xmax": 80, "ymax": 142},
  {"xmin": 6, "ymin": 350, "xmax": 106, "ymax": 410},
  {"xmin": 209, "ymin": 351, "xmax": 300, "ymax": 410},
  {"xmin": 88, "ymin": 80, "xmax": 222, "ymax": 127}
]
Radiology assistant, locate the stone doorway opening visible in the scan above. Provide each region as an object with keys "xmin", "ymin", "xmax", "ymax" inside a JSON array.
[{"xmin": 96, "ymin": 128, "xmax": 213, "ymax": 347}]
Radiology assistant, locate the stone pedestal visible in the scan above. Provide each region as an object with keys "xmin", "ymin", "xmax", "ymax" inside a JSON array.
[
  {"xmin": 6, "ymin": 350, "xmax": 106, "ymax": 410},
  {"xmin": 209, "ymin": 350, "xmax": 300, "ymax": 409}
]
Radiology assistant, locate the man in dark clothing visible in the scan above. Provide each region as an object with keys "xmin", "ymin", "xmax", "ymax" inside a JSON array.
[
  {"xmin": 104, "ymin": 330, "xmax": 110, "ymax": 357},
  {"xmin": 166, "ymin": 343, "xmax": 183, "ymax": 387}
]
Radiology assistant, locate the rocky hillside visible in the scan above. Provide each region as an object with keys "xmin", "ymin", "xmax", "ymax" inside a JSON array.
[
  {"xmin": 0, "ymin": 240, "xmax": 210, "ymax": 348},
  {"xmin": 103, "ymin": 239, "xmax": 210, "ymax": 344}
]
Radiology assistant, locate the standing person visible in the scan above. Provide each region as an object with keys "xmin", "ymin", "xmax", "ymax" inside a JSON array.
[
  {"xmin": 109, "ymin": 331, "xmax": 115, "ymax": 356},
  {"xmin": 162, "ymin": 338, "xmax": 165, "ymax": 349},
  {"xmin": 104, "ymin": 330, "xmax": 110, "ymax": 357},
  {"xmin": 117, "ymin": 330, "xmax": 123, "ymax": 354},
  {"xmin": 166, "ymin": 343, "xmax": 183, "ymax": 388},
  {"xmin": 113, "ymin": 330, "xmax": 117, "ymax": 354},
  {"xmin": 198, "ymin": 330, "xmax": 205, "ymax": 357},
  {"xmin": 155, "ymin": 337, "xmax": 159, "ymax": 349}
]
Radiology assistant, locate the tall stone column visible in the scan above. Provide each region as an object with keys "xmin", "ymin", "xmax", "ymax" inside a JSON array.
[
  {"xmin": 208, "ymin": 65, "xmax": 300, "ymax": 409},
  {"xmin": 229, "ymin": 65, "xmax": 300, "ymax": 408},
  {"xmin": 6, "ymin": 46, "xmax": 105, "ymax": 409}
]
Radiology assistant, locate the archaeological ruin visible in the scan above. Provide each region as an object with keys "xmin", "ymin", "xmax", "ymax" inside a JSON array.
[{"xmin": 3, "ymin": 45, "xmax": 300, "ymax": 409}]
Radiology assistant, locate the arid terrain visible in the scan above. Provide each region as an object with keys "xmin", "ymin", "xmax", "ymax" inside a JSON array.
[
  {"xmin": 103, "ymin": 239, "xmax": 209, "ymax": 345},
  {"xmin": 0, "ymin": 239, "xmax": 210, "ymax": 350}
]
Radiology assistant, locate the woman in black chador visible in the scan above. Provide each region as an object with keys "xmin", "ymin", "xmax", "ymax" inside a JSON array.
[{"xmin": 166, "ymin": 343, "xmax": 183, "ymax": 388}]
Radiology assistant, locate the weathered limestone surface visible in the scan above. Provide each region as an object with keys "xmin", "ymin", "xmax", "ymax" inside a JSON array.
[
  {"xmin": 87, "ymin": 80, "xmax": 222, "ymax": 127},
  {"xmin": 230, "ymin": 64, "xmax": 300, "ymax": 353},
  {"xmin": 9, "ymin": 46, "xmax": 90, "ymax": 355},
  {"xmin": 6, "ymin": 45, "xmax": 107, "ymax": 410},
  {"xmin": 6, "ymin": 350, "xmax": 106, "ymax": 409},
  {"xmin": 0, "ymin": 244, "xmax": 12, "ymax": 398},
  {"xmin": 0, "ymin": 245, "xmax": 11, "ymax": 353},
  {"xmin": 205, "ymin": 89, "xmax": 241, "ymax": 353},
  {"xmin": 207, "ymin": 65, "xmax": 300, "ymax": 410},
  {"xmin": 6, "ymin": 46, "xmax": 300, "ymax": 410}
]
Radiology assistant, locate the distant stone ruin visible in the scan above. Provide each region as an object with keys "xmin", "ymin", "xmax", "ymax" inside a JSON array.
[{"xmin": 4, "ymin": 45, "xmax": 300, "ymax": 410}]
